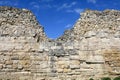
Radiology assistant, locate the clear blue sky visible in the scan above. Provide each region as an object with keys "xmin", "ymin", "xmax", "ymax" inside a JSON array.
[{"xmin": 0, "ymin": 0, "xmax": 120, "ymax": 39}]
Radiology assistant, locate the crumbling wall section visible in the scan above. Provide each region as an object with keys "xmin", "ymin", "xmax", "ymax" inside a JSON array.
[{"xmin": 0, "ymin": 7, "xmax": 120, "ymax": 80}]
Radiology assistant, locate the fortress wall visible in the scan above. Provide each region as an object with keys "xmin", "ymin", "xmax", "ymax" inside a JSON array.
[{"xmin": 0, "ymin": 7, "xmax": 120, "ymax": 80}]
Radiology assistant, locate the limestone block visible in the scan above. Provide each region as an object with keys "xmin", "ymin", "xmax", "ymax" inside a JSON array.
[
  {"xmin": 64, "ymin": 46, "xmax": 74, "ymax": 49},
  {"xmin": 78, "ymin": 51, "xmax": 87, "ymax": 60},
  {"xmin": 57, "ymin": 69, "xmax": 63, "ymax": 73},
  {"xmin": 5, "ymin": 60, "xmax": 13, "ymax": 65},
  {"xmin": 57, "ymin": 61, "xmax": 69, "ymax": 65},
  {"xmin": 70, "ymin": 65, "xmax": 80, "ymax": 69},
  {"xmin": 6, "ymin": 64, "xmax": 12, "ymax": 68},
  {"xmin": 0, "ymin": 64, "xmax": 3, "ymax": 69},
  {"xmin": 11, "ymin": 55, "xmax": 19, "ymax": 60},
  {"xmin": 86, "ymin": 55, "xmax": 105, "ymax": 64},
  {"xmin": 19, "ymin": 54, "xmax": 30, "ymax": 60},
  {"xmin": 18, "ymin": 64, "xmax": 23, "ymax": 70},
  {"xmin": 12, "ymin": 63, "xmax": 18, "ymax": 69},
  {"xmin": 96, "ymin": 30, "xmax": 108, "ymax": 38},
  {"xmin": 70, "ymin": 55, "xmax": 80, "ymax": 60},
  {"xmin": 84, "ymin": 31, "xmax": 96, "ymax": 38},
  {"xmin": 63, "ymin": 68, "xmax": 71, "ymax": 73},
  {"xmin": 70, "ymin": 60, "xmax": 80, "ymax": 65},
  {"xmin": 39, "ymin": 62, "xmax": 49, "ymax": 69},
  {"xmin": 19, "ymin": 60, "xmax": 30, "ymax": 68},
  {"xmin": 58, "ymin": 64, "xmax": 69, "ymax": 69}
]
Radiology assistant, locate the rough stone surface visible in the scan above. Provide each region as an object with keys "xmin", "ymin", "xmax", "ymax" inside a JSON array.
[{"xmin": 0, "ymin": 6, "xmax": 120, "ymax": 80}]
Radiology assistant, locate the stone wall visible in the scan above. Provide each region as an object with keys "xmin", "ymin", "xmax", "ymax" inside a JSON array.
[{"xmin": 0, "ymin": 6, "xmax": 120, "ymax": 80}]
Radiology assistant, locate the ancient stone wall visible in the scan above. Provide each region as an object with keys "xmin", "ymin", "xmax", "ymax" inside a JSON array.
[{"xmin": 0, "ymin": 7, "xmax": 120, "ymax": 80}]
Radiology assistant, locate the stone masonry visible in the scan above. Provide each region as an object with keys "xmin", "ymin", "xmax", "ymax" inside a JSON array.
[{"xmin": 0, "ymin": 6, "xmax": 120, "ymax": 80}]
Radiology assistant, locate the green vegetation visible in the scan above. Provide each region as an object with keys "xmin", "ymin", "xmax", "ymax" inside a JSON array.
[
  {"xmin": 101, "ymin": 77, "xmax": 111, "ymax": 80},
  {"xmin": 89, "ymin": 76, "xmax": 120, "ymax": 80},
  {"xmin": 113, "ymin": 76, "xmax": 120, "ymax": 80},
  {"xmin": 89, "ymin": 78, "xmax": 94, "ymax": 80}
]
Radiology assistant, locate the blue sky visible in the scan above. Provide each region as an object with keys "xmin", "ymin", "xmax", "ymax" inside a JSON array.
[{"xmin": 0, "ymin": 0, "xmax": 120, "ymax": 38}]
